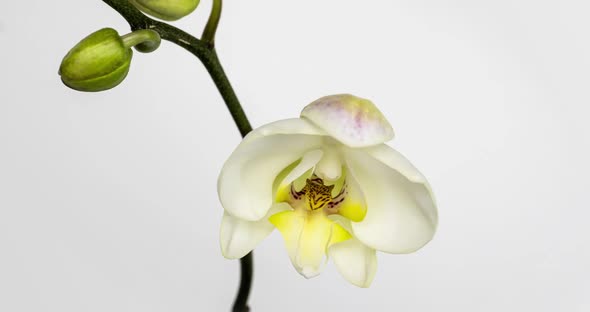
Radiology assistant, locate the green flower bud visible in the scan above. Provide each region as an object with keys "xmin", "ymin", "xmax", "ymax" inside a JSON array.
[
  {"xmin": 59, "ymin": 28, "xmax": 132, "ymax": 92},
  {"xmin": 129, "ymin": 0, "xmax": 200, "ymax": 21}
]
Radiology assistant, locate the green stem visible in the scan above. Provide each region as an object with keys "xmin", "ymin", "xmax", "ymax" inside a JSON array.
[
  {"xmin": 102, "ymin": 0, "xmax": 252, "ymax": 137},
  {"xmin": 198, "ymin": 47, "xmax": 252, "ymax": 137},
  {"xmin": 101, "ymin": 0, "xmax": 253, "ymax": 309},
  {"xmin": 233, "ymin": 252, "xmax": 253, "ymax": 312},
  {"xmin": 121, "ymin": 29, "xmax": 161, "ymax": 53},
  {"xmin": 201, "ymin": 0, "xmax": 222, "ymax": 46}
]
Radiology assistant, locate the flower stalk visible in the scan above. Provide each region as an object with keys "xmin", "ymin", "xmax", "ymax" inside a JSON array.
[
  {"xmin": 101, "ymin": 0, "xmax": 252, "ymax": 309},
  {"xmin": 121, "ymin": 29, "xmax": 161, "ymax": 52},
  {"xmin": 201, "ymin": 0, "xmax": 222, "ymax": 46},
  {"xmin": 102, "ymin": 0, "xmax": 252, "ymax": 136}
]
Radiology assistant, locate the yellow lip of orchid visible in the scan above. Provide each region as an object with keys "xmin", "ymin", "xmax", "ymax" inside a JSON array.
[
  {"xmin": 218, "ymin": 94, "xmax": 437, "ymax": 287},
  {"xmin": 269, "ymin": 172, "xmax": 361, "ymax": 278},
  {"xmin": 269, "ymin": 207, "xmax": 352, "ymax": 278}
]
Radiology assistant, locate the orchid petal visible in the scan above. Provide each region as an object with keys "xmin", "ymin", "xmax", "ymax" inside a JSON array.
[
  {"xmin": 362, "ymin": 144, "xmax": 428, "ymax": 184},
  {"xmin": 220, "ymin": 203, "xmax": 291, "ymax": 259},
  {"xmin": 301, "ymin": 94, "xmax": 394, "ymax": 148},
  {"xmin": 242, "ymin": 118, "xmax": 325, "ymax": 145},
  {"xmin": 345, "ymin": 148, "xmax": 437, "ymax": 254},
  {"xmin": 329, "ymin": 238, "xmax": 377, "ymax": 288},
  {"xmin": 218, "ymin": 133, "xmax": 323, "ymax": 221}
]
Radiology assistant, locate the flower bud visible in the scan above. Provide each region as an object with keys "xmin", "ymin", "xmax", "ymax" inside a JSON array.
[
  {"xmin": 59, "ymin": 28, "xmax": 132, "ymax": 92},
  {"xmin": 129, "ymin": 0, "xmax": 200, "ymax": 21}
]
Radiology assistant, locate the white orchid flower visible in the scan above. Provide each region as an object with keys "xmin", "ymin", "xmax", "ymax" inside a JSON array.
[{"xmin": 218, "ymin": 94, "xmax": 437, "ymax": 287}]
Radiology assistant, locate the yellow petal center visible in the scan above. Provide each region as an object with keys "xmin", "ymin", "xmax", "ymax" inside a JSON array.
[
  {"xmin": 269, "ymin": 208, "xmax": 351, "ymax": 278},
  {"xmin": 269, "ymin": 156, "xmax": 368, "ymax": 278}
]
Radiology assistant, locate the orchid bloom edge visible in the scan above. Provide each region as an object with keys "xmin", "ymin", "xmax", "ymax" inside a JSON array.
[{"xmin": 218, "ymin": 94, "xmax": 437, "ymax": 287}]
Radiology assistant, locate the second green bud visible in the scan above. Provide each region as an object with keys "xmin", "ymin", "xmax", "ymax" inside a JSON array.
[
  {"xmin": 129, "ymin": 0, "xmax": 200, "ymax": 21},
  {"xmin": 59, "ymin": 28, "xmax": 161, "ymax": 92},
  {"xmin": 59, "ymin": 28, "xmax": 132, "ymax": 92}
]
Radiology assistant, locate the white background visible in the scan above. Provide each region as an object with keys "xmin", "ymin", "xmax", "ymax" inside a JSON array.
[{"xmin": 1, "ymin": 0, "xmax": 589, "ymax": 311}]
